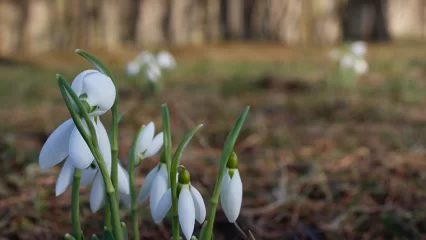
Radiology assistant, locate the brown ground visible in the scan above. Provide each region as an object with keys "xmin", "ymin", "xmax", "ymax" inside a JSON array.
[{"xmin": 1, "ymin": 42, "xmax": 426, "ymax": 239}]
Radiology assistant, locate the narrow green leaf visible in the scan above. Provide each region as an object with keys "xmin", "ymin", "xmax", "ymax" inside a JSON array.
[
  {"xmin": 75, "ymin": 49, "xmax": 114, "ymax": 82},
  {"xmin": 103, "ymin": 227, "xmax": 116, "ymax": 240},
  {"xmin": 121, "ymin": 222, "xmax": 129, "ymax": 240},
  {"xmin": 161, "ymin": 104, "xmax": 172, "ymax": 171},
  {"xmin": 219, "ymin": 106, "xmax": 250, "ymax": 172},
  {"xmin": 91, "ymin": 234, "xmax": 99, "ymax": 240}
]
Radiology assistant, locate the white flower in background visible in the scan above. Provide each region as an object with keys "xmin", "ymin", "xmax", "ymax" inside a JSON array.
[
  {"xmin": 137, "ymin": 51, "xmax": 156, "ymax": 66},
  {"xmin": 354, "ymin": 59, "xmax": 369, "ymax": 75},
  {"xmin": 220, "ymin": 152, "xmax": 243, "ymax": 223},
  {"xmin": 144, "ymin": 62, "xmax": 162, "ymax": 82},
  {"xmin": 339, "ymin": 54, "xmax": 355, "ymax": 69},
  {"xmin": 156, "ymin": 51, "xmax": 177, "ymax": 69},
  {"xmin": 126, "ymin": 60, "xmax": 141, "ymax": 76},
  {"xmin": 71, "ymin": 70, "xmax": 116, "ymax": 116},
  {"xmin": 153, "ymin": 169, "xmax": 206, "ymax": 240},
  {"xmin": 351, "ymin": 41, "xmax": 367, "ymax": 57}
]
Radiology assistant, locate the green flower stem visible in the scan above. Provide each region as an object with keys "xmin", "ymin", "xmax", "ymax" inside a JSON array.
[
  {"xmin": 75, "ymin": 49, "xmax": 120, "ymax": 203},
  {"xmin": 104, "ymin": 201, "xmax": 112, "ymax": 231},
  {"xmin": 202, "ymin": 107, "xmax": 249, "ymax": 240},
  {"xmin": 71, "ymin": 168, "xmax": 82, "ymax": 240},
  {"xmin": 161, "ymin": 105, "xmax": 178, "ymax": 240},
  {"xmin": 57, "ymin": 76, "xmax": 123, "ymax": 240}
]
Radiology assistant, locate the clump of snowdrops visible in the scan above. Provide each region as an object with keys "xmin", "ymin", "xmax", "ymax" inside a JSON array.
[
  {"xmin": 126, "ymin": 50, "xmax": 177, "ymax": 92},
  {"xmin": 328, "ymin": 41, "xmax": 369, "ymax": 89},
  {"xmin": 39, "ymin": 49, "xmax": 250, "ymax": 240}
]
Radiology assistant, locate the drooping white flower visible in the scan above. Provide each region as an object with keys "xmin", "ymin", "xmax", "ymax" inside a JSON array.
[
  {"xmin": 71, "ymin": 69, "xmax": 116, "ymax": 116},
  {"xmin": 156, "ymin": 51, "xmax": 177, "ymax": 69},
  {"xmin": 354, "ymin": 59, "xmax": 369, "ymax": 75},
  {"xmin": 120, "ymin": 122, "xmax": 164, "ymax": 209},
  {"xmin": 135, "ymin": 122, "xmax": 164, "ymax": 161},
  {"xmin": 39, "ymin": 69, "xmax": 116, "ymax": 211},
  {"xmin": 41, "ymin": 118, "xmax": 113, "ymax": 212},
  {"xmin": 220, "ymin": 152, "xmax": 243, "ymax": 223},
  {"xmin": 136, "ymin": 51, "xmax": 156, "ymax": 66},
  {"xmin": 340, "ymin": 54, "xmax": 355, "ymax": 69},
  {"xmin": 126, "ymin": 61, "xmax": 141, "ymax": 76},
  {"xmin": 351, "ymin": 41, "xmax": 367, "ymax": 57},
  {"xmin": 144, "ymin": 62, "xmax": 162, "ymax": 82},
  {"xmin": 153, "ymin": 170, "xmax": 206, "ymax": 240}
]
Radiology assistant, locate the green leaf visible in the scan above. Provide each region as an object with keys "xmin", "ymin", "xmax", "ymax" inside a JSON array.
[
  {"xmin": 219, "ymin": 106, "xmax": 250, "ymax": 172},
  {"xmin": 121, "ymin": 222, "xmax": 129, "ymax": 240},
  {"xmin": 103, "ymin": 227, "xmax": 116, "ymax": 240},
  {"xmin": 75, "ymin": 49, "xmax": 114, "ymax": 82},
  {"xmin": 91, "ymin": 234, "xmax": 99, "ymax": 240},
  {"xmin": 64, "ymin": 233, "xmax": 77, "ymax": 240},
  {"xmin": 161, "ymin": 104, "xmax": 172, "ymax": 170},
  {"xmin": 170, "ymin": 124, "xmax": 203, "ymax": 182}
]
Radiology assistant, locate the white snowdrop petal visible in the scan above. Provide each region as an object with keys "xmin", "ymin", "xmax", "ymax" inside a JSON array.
[
  {"xmin": 82, "ymin": 71, "xmax": 116, "ymax": 116},
  {"xmin": 179, "ymin": 185, "xmax": 195, "ymax": 240},
  {"xmin": 137, "ymin": 51, "xmax": 156, "ymax": 65},
  {"xmin": 224, "ymin": 170, "xmax": 243, "ymax": 223},
  {"xmin": 90, "ymin": 173, "xmax": 106, "ymax": 212},
  {"xmin": 97, "ymin": 120, "xmax": 112, "ymax": 174},
  {"xmin": 156, "ymin": 51, "xmax": 176, "ymax": 69},
  {"xmin": 71, "ymin": 70, "xmax": 98, "ymax": 96},
  {"xmin": 126, "ymin": 61, "xmax": 141, "ymax": 76},
  {"xmin": 39, "ymin": 119, "xmax": 74, "ymax": 169},
  {"xmin": 68, "ymin": 126, "xmax": 94, "ymax": 169},
  {"xmin": 117, "ymin": 163, "xmax": 130, "ymax": 195},
  {"xmin": 145, "ymin": 63, "xmax": 161, "ymax": 82},
  {"xmin": 153, "ymin": 188, "xmax": 172, "ymax": 223},
  {"xmin": 144, "ymin": 132, "xmax": 164, "ymax": 158},
  {"xmin": 149, "ymin": 164, "xmax": 168, "ymax": 219},
  {"xmin": 190, "ymin": 186, "xmax": 206, "ymax": 223},
  {"xmin": 137, "ymin": 166, "xmax": 158, "ymax": 204},
  {"xmin": 80, "ymin": 168, "xmax": 97, "ymax": 185},
  {"xmin": 136, "ymin": 122, "xmax": 155, "ymax": 155},
  {"xmin": 55, "ymin": 160, "xmax": 75, "ymax": 196}
]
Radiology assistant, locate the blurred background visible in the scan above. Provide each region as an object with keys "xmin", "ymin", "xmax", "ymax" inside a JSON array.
[{"xmin": 2, "ymin": 0, "xmax": 426, "ymax": 239}]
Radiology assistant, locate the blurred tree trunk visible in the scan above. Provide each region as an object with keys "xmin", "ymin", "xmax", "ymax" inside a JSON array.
[
  {"xmin": 387, "ymin": 0, "xmax": 424, "ymax": 40},
  {"xmin": 311, "ymin": 0, "xmax": 341, "ymax": 44},
  {"xmin": 170, "ymin": 0, "xmax": 204, "ymax": 45},
  {"xmin": 136, "ymin": 0, "xmax": 167, "ymax": 46},
  {"xmin": 101, "ymin": 0, "xmax": 121, "ymax": 49},
  {"xmin": 204, "ymin": 0, "xmax": 221, "ymax": 41},
  {"xmin": 269, "ymin": 0, "xmax": 303, "ymax": 45},
  {"xmin": 0, "ymin": 0, "xmax": 25, "ymax": 55},
  {"xmin": 251, "ymin": 0, "xmax": 269, "ymax": 39},
  {"xmin": 24, "ymin": 0, "xmax": 53, "ymax": 53}
]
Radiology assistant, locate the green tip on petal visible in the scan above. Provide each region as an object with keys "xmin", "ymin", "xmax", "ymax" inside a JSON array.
[
  {"xmin": 178, "ymin": 169, "xmax": 190, "ymax": 184},
  {"xmin": 227, "ymin": 151, "xmax": 239, "ymax": 169}
]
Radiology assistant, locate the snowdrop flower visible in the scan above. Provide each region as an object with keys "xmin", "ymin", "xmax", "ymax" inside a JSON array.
[
  {"xmin": 156, "ymin": 50, "xmax": 177, "ymax": 69},
  {"xmin": 220, "ymin": 152, "xmax": 243, "ymax": 223},
  {"xmin": 136, "ymin": 51, "xmax": 156, "ymax": 66},
  {"xmin": 351, "ymin": 41, "xmax": 367, "ymax": 57},
  {"xmin": 71, "ymin": 70, "xmax": 116, "ymax": 116},
  {"xmin": 144, "ymin": 62, "xmax": 162, "ymax": 82},
  {"xmin": 354, "ymin": 59, "xmax": 369, "ymax": 75},
  {"xmin": 120, "ymin": 122, "xmax": 164, "ymax": 208},
  {"xmin": 340, "ymin": 54, "xmax": 355, "ymax": 69},
  {"xmin": 40, "ymin": 69, "xmax": 115, "ymax": 170},
  {"xmin": 126, "ymin": 60, "xmax": 141, "ymax": 76},
  {"xmin": 40, "ymin": 118, "xmax": 113, "ymax": 211},
  {"xmin": 154, "ymin": 169, "xmax": 206, "ymax": 240}
]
